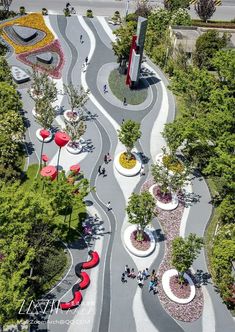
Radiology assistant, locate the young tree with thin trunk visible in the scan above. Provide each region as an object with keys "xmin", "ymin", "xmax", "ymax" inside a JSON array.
[
  {"xmin": 64, "ymin": 119, "xmax": 86, "ymax": 148},
  {"xmin": 64, "ymin": 83, "xmax": 89, "ymax": 117},
  {"xmin": 126, "ymin": 191, "xmax": 156, "ymax": 241},
  {"xmin": 172, "ymin": 233, "xmax": 203, "ymax": 284},
  {"xmin": 195, "ymin": 0, "xmax": 216, "ymax": 22},
  {"xmin": 118, "ymin": 119, "xmax": 141, "ymax": 160},
  {"xmin": 164, "ymin": 0, "xmax": 190, "ymax": 11},
  {"xmin": 2, "ymin": 0, "xmax": 12, "ymax": 11}
]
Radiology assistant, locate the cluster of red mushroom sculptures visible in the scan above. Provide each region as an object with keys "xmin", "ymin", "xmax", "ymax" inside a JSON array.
[{"xmin": 39, "ymin": 131, "xmax": 70, "ymax": 181}]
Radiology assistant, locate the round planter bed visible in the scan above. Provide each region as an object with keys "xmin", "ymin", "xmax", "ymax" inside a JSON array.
[
  {"xmin": 63, "ymin": 110, "xmax": 80, "ymax": 123},
  {"xmin": 149, "ymin": 184, "xmax": 179, "ymax": 211},
  {"xmin": 36, "ymin": 128, "xmax": 53, "ymax": 143},
  {"xmin": 66, "ymin": 139, "xmax": 84, "ymax": 154},
  {"xmin": 124, "ymin": 225, "xmax": 156, "ymax": 257},
  {"xmin": 162, "ymin": 269, "xmax": 196, "ymax": 304},
  {"xmin": 114, "ymin": 151, "xmax": 141, "ymax": 177}
]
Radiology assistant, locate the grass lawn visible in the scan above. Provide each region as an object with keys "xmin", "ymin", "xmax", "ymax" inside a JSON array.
[
  {"xmin": 21, "ymin": 163, "xmax": 40, "ymax": 190},
  {"xmin": 108, "ymin": 69, "xmax": 148, "ymax": 105}
]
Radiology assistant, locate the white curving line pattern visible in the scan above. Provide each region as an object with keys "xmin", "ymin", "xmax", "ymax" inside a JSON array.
[
  {"xmin": 77, "ymin": 15, "xmax": 119, "ymax": 132},
  {"xmin": 96, "ymin": 16, "xmax": 117, "ymax": 43}
]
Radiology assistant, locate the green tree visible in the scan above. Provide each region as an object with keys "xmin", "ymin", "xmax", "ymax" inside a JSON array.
[
  {"xmin": 170, "ymin": 8, "xmax": 192, "ymax": 26},
  {"xmin": 135, "ymin": 0, "xmax": 152, "ymax": 18},
  {"xmin": 126, "ymin": 191, "xmax": 156, "ymax": 241},
  {"xmin": 172, "ymin": 233, "xmax": 203, "ymax": 283},
  {"xmin": 118, "ymin": 119, "xmax": 141, "ymax": 159},
  {"xmin": 112, "ymin": 21, "xmax": 137, "ymax": 73},
  {"xmin": 35, "ymin": 98, "xmax": 55, "ymax": 130},
  {"xmin": 64, "ymin": 119, "xmax": 86, "ymax": 148},
  {"xmin": 0, "ymin": 57, "xmax": 13, "ymax": 84},
  {"xmin": 195, "ymin": 0, "xmax": 216, "ymax": 22},
  {"xmin": 0, "ymin": 82, "xmax": 22, "ymax": 113},
  {"xmin": 164, "ymin": 0, "xmax": 190, "ymax": 11},
  {"xmin": 63, "ymin": 83, "xmax": 89, "ymax": 117},
  {"xmin": 193, "ymin": 30, "xmax": 230, "ymax": 69},
  {"xmin": 1, "ymin": 0, "xmax": 12, "ymax": 11}
]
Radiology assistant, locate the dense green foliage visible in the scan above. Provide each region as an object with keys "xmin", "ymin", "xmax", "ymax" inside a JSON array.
[
  {"xmin": 164, "ymin": 0, "xmax": 190, "ymax": 11},
  {"xmin": 172, "ymin": 234, "xmax": 203, "ymax": 283},
  {"xmin": 0, "ymin": 59, "xmax": 25, "ymax": 182},
  {"xmin": 162, "ymin": 48, "xmax": 235, "ymax": 305},
  {"xmin": 126, "ymin": 191, "xmax": 156, "ymax": 240},
  {"xmin": 193, "ymin": 30, "xmax": 229, "ymax": 69},
  {"xmin": 118, "ymin": 120, "xmax": 141, "ymax": 158}
]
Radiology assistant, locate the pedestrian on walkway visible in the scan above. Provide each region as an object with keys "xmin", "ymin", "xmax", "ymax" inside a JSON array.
[
  {"xmin": 66, "ymin": 2, "xmax": 71, "ymax": 8},
  {"xmin": 142, "ymin": 269, "xmax": 148, "ymax": 280},
  {"xmin": 121, "ymin": 118, "xmax": 125, "ymax": 124},
  {"xmin": 130, "ymin": 268, "xmax": 136, "ymax": 278},
  {"xmin": 138, "ymin": 276, "xmax": 144, "ymax": 288},
  {"xmin": 140, "ymin": 165, "xmax": 145, "ymax": 176},
  {"xmin": 102, "ymin": 167, "xmax": 106, "ymax": 177},
  {"xmin": 104, "ymin": 154, "xmax": 108, "ymax": 164},
  {"xmin": 85, "ymin": 56, "xmax": 88, "ymax": 65},
  {"xmin": 107, "ymin": 201, "xmax": 111, "ymax": 211},
  {"xmin": 98, "ymin": 165, "xmax": 102, "ymax": 175},
  {"xmin": 123, "ymin": 97, "xmax": 127, "ymax": 106},
  {"xmin": 103, "ymin": 84, "xmax": 107, "ymax": 93},
  {"xmin": 80, "ymin": 34, "xmax": 83, "ymax": 43},
  {"xmin": 137, "ymin": 270, "xmax": 142, "ymax": 280},
  {"xmin": 94, "ymin": 213, "xmax": 99, "ymax": 222},
  {"xmin": 148, "ymin": 280, "xmax": 155, "ymax": 292},
  {"xmin": 145, "ymin": 268, "xmax": 150, "ymax": 278},
  {"xmin": 121, "ymin": 273, "xmax": 127, "ymax": 283},
  {"xmin": 107, "ymin": 152, "xmax": 112, "ymax": 163},
  {"xmin": 124, "ymin": 264, "xmax": 129, "ymax": 275}
]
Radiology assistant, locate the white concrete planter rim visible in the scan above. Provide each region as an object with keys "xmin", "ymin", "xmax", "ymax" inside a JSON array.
[
  {"xmin": 66, "ymin": 139, "xmax": 83, "ymax": 154},
  {"xmin": 63, "ymin": 109, "xmax": 80, "ymax": 122},
  {"xmin": 162, "ymin": 269, "xmax": 196, "ymax": 304},
  {"xmin": 36, "ymin": 128, "xmax": 53, "ymax": 143},
  {"xmin": 149, "ymin": 184, "xmax": 179, "ymax": 211},
  {"xmin": 114, "ymin": 151, "xmax": 142, "ymax": 177},
  {"xmin": 124, "ymin": 225, "xmax": 156, "ymax": 257}
]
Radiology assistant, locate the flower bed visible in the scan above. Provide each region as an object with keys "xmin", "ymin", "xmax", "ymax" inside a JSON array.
[
  {"xmin": 169, "ymin": 275, "xmax": 191, "ymax": 299},
  {"xmin": 162, "ymin": 154, "xmax": 184, "ymax": 173},
  {"xmin": 141, "ymin": 178, "xmax": 203, "ymax": 322},
  {"xmin": 17, "ymin": 39, "xmax": 65, "ymax": 79},
  {"xmin": 130, "ymin": 230, "xmax": 151, "ymax": 251},
  {"xmin": 119, "ymin": 152, "xmax": 137, "ymax": 169},
  {"xmin": 152, "ymin": 185, "xmax": 172, "ymax": 204},
  {"xmin": 0, "ymin": 13, "xmax": 54, "ymax": 53}
]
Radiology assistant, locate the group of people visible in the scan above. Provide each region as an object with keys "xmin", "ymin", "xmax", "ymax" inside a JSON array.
[
  {"xmin": 65, "ymin": 2, "xmax": 76, "ymax": 14},
  {"xmin": 122, "ymin": 265, "xmax": 159, "ymax": 294},
  {"xmin": 98, "ymin": 153, "xmax": 112, "ymax": 177}
]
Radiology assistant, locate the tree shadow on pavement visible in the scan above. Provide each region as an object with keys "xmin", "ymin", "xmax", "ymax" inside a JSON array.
[
  {"xmin": 194, "ymin": 269, "xmax": 212, "ymax": 287},
  {"xmin": 179, "ymin": 189, "xmax": 201, "ymax": 208},
  {"xmin": 154, "ymin": 228, "xmax": 166, "ymax": 242}
]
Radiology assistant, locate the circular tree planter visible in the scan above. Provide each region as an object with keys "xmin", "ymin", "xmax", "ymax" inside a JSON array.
[
  {"xmin": 63, "ymin": 110, "xmax": 80, "ymax": 123},
  {"xmin": 124, "ymin": 225, "xmax": 156, "ymax": 257},
  {"xmin": 66, "ymin": 139, "xmax": 84, "ymax": 154},
  {"xmin": 149, "ymin": 184, "xmax": 179, "ymax": 211},
  {"xmin": 30, "ymin": 88, "xmax": 43, "ymax": 100},
  {"xmin": 114, "ymin": 151, "xmax": 142, "ymax": 176},
  {"xmin": 162, "ymin": 269, "xmax": 196, "ymax": 304},
  {"xmin": 36, "ymin": 128, "xmax": 53, "ymax": 142}
]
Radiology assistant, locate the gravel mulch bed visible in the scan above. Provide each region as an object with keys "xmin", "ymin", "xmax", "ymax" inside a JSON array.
[
  {"xmin": 141, "ymin": 178, "xmax": 204, "ymax": 322},
  {"xmin": 169, "ymin": 276, "xmax": 191, "ymax": 299},
  {"xmin": 130, "ymin": 230, "xmax": 151, "ymax": 251}
]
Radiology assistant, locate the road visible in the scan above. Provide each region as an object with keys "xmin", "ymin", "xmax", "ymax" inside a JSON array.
[{"xmin": 9, "ymin": 0, "xmax": 235, "ymax": 20}]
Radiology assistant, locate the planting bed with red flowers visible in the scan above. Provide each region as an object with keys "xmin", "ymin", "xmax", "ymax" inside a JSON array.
[
  {"xmin": 130, "ymin": 230, "xmax": 151, "ymax": 251},
  {"xmin": 152, "ymin": 185, "xmax": 172, "ymax": 203},
  {"xmin": 141, "ymin": 178, "xmax": 204, "ymax": 322},
  {"xmin": 17, "ymin": 39, "xmax": 65, "ymax": 79}
]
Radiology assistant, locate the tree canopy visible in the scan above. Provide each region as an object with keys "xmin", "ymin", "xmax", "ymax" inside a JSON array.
[
  {"xmin": 195, "ymin": 0, "xmax": 216, "ymax": 22},
  {"xmin": 118, "ymin": 119, "xmax": 141, "ymax": 158}
]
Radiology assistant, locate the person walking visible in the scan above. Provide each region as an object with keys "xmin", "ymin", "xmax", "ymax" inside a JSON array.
[
  {"xmin": 98, "ymin": 165, "xmax": 102, "ymax": 175},
  {"xmin": 107, "ymin": 201, "xmax": 111, "ymax": 211},
  {"xmin": 85, "ymin": 56, "xmax": 88, "ymax": 65},
  {"xmin": 145, "ymin": 268, "xmax": 150, "ymax": 278},
  {"xmin": 124, "ymin": 264, "xmax": 129, "ymax": 275},
  {"xmin": 142, "ymin": 269, "xmax": 148, "ymax": 280},
  {"xmin": 104, "ymin": 154, "xmax": 108, "ymax": 164},
  {"xmin": 123, "ymin": 97, "xmax": 127, "ymax": 106},
  {"xmin": 103, "ymin": 84, "xmax": 107, "ymax": 93},
  {"xmin": 121, "ymin": 273, "xmax": 127, "ymax": 283},
  {"xmin": 148, "ymin": 279, "xmax": 155, "ymax": 292},
  {"xmin": 107, "ymin": 152, "xmax": 112, "ymax": 163},
  {"xmin": 80, "ymin": 34, "xmax": 83, "ymax": 43},
  {"xmin": 140, "ymin": 165, "xmax": 145, "ymax": 176},
  {"xmin": 137, "ymin": 271, "xmax": 142, "ymax": 280},
  {"xmin": 102, "ymin": 167, "xmax": 106, "ymax": 177},
  {"xmin": 138, "ymin": 276, "xmax": 144, "ymax": 288},
  {"xmin": 130, "ymin": 268, "xmax": 136, "ymax": 278}
]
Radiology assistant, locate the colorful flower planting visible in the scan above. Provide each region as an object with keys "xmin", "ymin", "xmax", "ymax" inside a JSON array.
[
  {"xmin": 152, "ymin": 185, "xmax": 172, "ymax": 204},
  {"xmin": 141, "ymin": 179, "xmax": 204, "ymax": 322},
  {"xmin": 0, "ymin": 13, "xmax": 54, "ymax": 54},
  {"xmin": 162, "ymin": 154, "xmax": 184, "ymax": 173},
  {"xmin": 17, "ymin": 39, "xmax": 65, "ymax": 79},
  {"xmin": 119, "ymin": 152, "xmax": 137, "ymax": 169}
]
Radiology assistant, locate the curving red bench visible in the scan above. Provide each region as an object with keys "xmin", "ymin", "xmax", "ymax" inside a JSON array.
[
  {"xmin": 78, "ymin": 271, "xmax": 90, "ymax": 289},
  {"xmin": 82, "ymin": 250, "xmax": 99, "ymax": 269},
  {"xmin": 60, "ymin": 290, "xmax": 82, "ymax": 310},
  {"xmin": 60, "ymin": 250, "xmax": 99, "ymax": 311}
]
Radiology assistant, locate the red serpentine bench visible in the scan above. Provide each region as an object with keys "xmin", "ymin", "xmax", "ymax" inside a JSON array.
[
  {"xmin": 60, "ymin": 291, "xmax": 82, "ymax": 310},
  {"xmin": 82, "ymin": 250, "xmax": 99, "ymax": 269},
  {"xmin": 78, "ymin": 271, "xmax": 90, "ymax": 289}
]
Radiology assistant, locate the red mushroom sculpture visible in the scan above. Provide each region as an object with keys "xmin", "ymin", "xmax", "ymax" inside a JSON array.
[
  {"xmin": 40, "ymin": 165, "xmax": 57, "ymax": 181},
  {"xmin": 39, "ymin": 129, "xmax": 50, "ymax": 169},
  {"xmin": 54, "ymin": 132, "xmax": 70, "ymax": 180},
  {"xmin": 70, "ymin": 164, "xmax": 81, "ymax": 175}
]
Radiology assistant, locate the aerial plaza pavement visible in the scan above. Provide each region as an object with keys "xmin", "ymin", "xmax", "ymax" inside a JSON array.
[{"xmin": 0, "ymin": 5, "xmax": 234, "ymax": 332}]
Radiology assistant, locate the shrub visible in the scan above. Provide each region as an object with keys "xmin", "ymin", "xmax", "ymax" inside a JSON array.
[
  {"xmin": 86, "ymin": 9, "xmax": 93, "ymax": 18},
  {"xmin": 42, "ymin": 8, "xmax": 48, "ymax": 16},
  {"xmin": 0, "ymin": 9, "xmax": 17, "ymax": 21},
  {"xmin": 63, "ymin": 7, "xmax": 70, "ymax": 17},
  {"xmin": 19, "ymin": 6, "xmax": 26, "ymax": 15},
  {"xmin": 126, "ymin": 13, "xmax": 138, "ymax": 22},
  {"xmin": 170, "ymin": 8, "xmax": 192, "ymax": 26},
  {"xmin": 0, "ymin": 41, "xmax": 8, "ymax": 56},
  {"xmin": 119, "ymin": 152, "xmax": 137, "ymax": 169}
]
